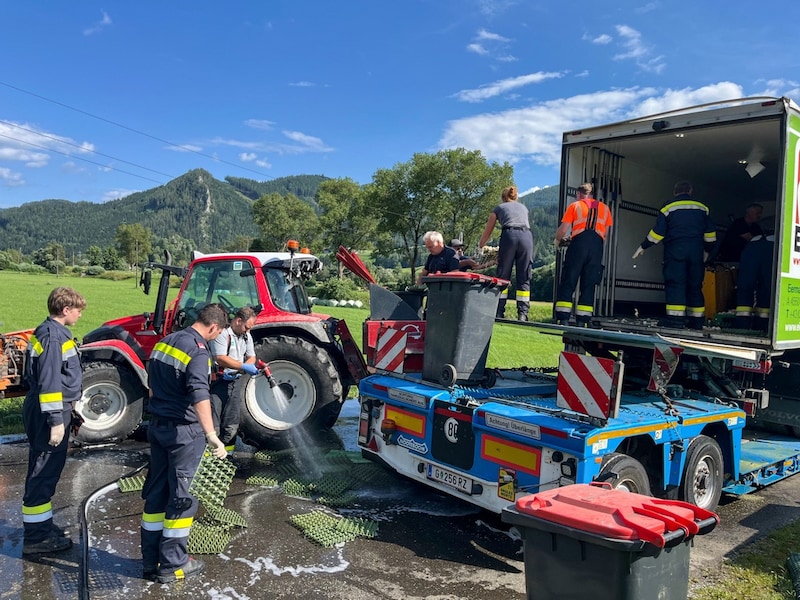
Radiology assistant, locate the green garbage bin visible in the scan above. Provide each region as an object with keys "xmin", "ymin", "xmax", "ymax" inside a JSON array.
[
  {"xmin": 501, "ymin": 482, "xmax": 718, "ymax": 600},
  {"xmin": 421, "ymin": 272, "xmax": 508, "ymax": 386}
]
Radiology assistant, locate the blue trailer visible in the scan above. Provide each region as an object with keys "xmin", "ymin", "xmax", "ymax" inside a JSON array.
[{"xmin": 358, "ymin": 325, "xmax": 800, "ymax": 513}]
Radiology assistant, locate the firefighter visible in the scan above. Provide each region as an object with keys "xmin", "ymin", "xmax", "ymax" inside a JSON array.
[
  {"xmin": 478, "ymin": 185, "xmax": 533, "ymax": 321},
  {"xmin": 210, "ymin": 306, "xmax": 259, "ymax": 452},
  {"xmin": 21, "ymin": 287, "xmax": 86, "ymax": 555},
  {"xmin": 553, "ymin": 182, "xmax": 613, "ymax": 326},
  {"xmin": 633, "ymin": 181, "xmax": 717, "ymax": 330},
  {"xmin": 734, "ymin": 231, "xmax": 774, "ymax": 331},
  {"xmin": 140, "ymin": 303, "xmax": 228, "ymax": 583}
]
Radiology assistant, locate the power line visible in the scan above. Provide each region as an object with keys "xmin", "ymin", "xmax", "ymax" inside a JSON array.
[
  {"xmin": 0, "ymin": 119, "xmax": 176, "ymax": 179},
  {"xmin": 0, "ymin": 79, "xmax": 276, "ymax": 181},
  {"xmin": 0, "ymin": 132, "xmax": 166, "ymax": 186}
]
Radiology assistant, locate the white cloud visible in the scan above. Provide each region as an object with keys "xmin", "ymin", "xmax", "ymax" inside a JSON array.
[
  {"xmin": 83, "ymin": 11, "xmax": 112, "ymax": 36},
  {"xmin": 592, "ymin": 34, "xmax": 612, "ymax": 45},
  {"xmin": 0, "ymin": 167, "xmax": 24, "ymax": 187},
  {"xmin": 102, "ymin": 189, "xmax": 138, "ymax": 202},
  {"xmin": 756, "ymin": 78, "xmax": 800, "ymax": 101},
  {"xmin": 635, "ymin": 2, "xmax": 659, "ymax": 14},
  {"xmin": 439, "ymin": 84, "xmax": 749, "ymax": 169},
  {"xmin": 282, "ymin": 130, "xmax": 333, "ymax": 152},
  {"xmin": 467, "ymin": 43, "xmax": 489, "ymax": 56},
  {"xmin": 166, "ymin": 144, "xmax": 203, "ymax": 152},
  {"xmin": 245, "ymin": 119, "xmax": 276, "ymax": 131},
  {"xmin": 256, "ymin": 159, "xmax": 272, "ymax": 168},
  {"xmin": 240, "ymin": 152, "xmax": 257, "ymax": 162},
  {"xmin": 611, "ymin": 25, "xmax": 665, "ymax": 73},
  {"xmin": 0, "ymin": 121, "xmax": 92, "ymax": 166},
  {"xmin": 453, "ymin": 71, "xmax": 564, "ymax": 103},
  {"xmin": 476, "ymin": 29, "xmax": 509, "ymax": 42},
  {"xmin": 289, "ymin": 81, "xmax": 315, "ymax": 87}
]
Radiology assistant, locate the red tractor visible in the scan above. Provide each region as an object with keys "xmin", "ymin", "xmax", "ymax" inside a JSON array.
[{"xmin": 76, "ymin": 246, "xmax": 367, "ymax": 448}]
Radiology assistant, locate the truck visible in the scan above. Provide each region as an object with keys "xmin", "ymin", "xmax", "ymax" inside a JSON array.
[
  {"xmin": 356, "ymin": 97, "xmax": 800, "ymax": 513},
  {"xmin": 76, "ymin": 245, "xmax": 367, "ymax": 447}
]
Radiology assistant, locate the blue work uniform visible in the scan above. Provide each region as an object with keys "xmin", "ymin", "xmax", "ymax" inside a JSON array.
[
  {"xmin": 21, "ymin": 318, "xmax": 81, "ymax": 544},
  {"xmin": 140, "ymin": 327, "xmax": 212, "ymax": 575},
  {"xmin": 640, "ymin": 194, "xmax": 717, "ymax": 329},
  {"xmin": 493, "ymin": 202, "xmax": 533, "ymax": 320},
  {"xmin": 424, "ymin": 246, "xmax": 460, "ymax": 275},
  {"xmin": 735, "ymin": 234, "xmax": 774, "ymax": 331}
]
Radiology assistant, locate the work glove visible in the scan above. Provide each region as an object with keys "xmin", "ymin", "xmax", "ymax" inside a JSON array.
[
  {"xmin": 632, "ymin": 246, "xmax": 645, "ymax": 260},
  {"xmin": 241, "ymin": 362, "xmax": 259, "ymax": 375},
  {"xmin": 49, "ymin": 423, "xmax": 65, "ymax": 447},
  {"xmin": 205, "ymin": 431, "xmax": 228, "ymax": 459}
]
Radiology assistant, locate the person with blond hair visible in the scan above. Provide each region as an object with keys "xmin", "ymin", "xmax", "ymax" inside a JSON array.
[
  {"xmin": 479, "ymin": 185, "xmax": 533, "ymax": 320},
  {"xmin": 21, "ymin": 287, "xmax": 86, "ymax": 555}
]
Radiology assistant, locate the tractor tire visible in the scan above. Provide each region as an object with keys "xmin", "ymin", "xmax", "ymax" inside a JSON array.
[
  {"xmin": 239, "ymin": 335, "xmax": 345, "ymax": 448},
  {"xmin": 74, "ymin": 361, "xmax": 145, "ymax": 444}
]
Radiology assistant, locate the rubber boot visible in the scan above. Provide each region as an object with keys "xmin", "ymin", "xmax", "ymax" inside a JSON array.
[
  {"xmin": 496, "ymin": 299, "xmax": 507, "ymax": 319},
  {"xmin": 576, "ymin": 315, "xmax": 591, "ymax": 328},
  {"xmin": 687, "ymin": 317, "xmax": 705, "ymax": 331},
  {"xmin": 141, "ymin": 528, "xmax": 161, "ymax": 580},
  {"xmin": 516, "ymin": 302, "xmax": 529, "ymax": 322}
]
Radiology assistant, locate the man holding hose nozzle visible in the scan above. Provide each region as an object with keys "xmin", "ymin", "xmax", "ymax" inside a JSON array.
[
  {"xmin": 140, "ymin": 303, "xmax": 229, "ymax": 583},
  {"xmin": 210, "ymin": 306, "xmax": 258, "ymax": 453}
]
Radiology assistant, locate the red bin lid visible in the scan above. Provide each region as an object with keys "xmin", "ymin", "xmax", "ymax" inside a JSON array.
[{"xmin": 514, "ymin": 483, "xmax": 717, "ymax": 548}]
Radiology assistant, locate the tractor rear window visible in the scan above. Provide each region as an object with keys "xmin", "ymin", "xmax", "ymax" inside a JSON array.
[{"xmin": 174, "ymin": 260, "xmax": 259, "ymax": 328}]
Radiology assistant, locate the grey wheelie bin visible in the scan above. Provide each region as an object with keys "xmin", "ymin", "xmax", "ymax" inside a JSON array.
[
  {"xmin": 502, "ymin": 482, "xmax": 719, "ymax": 600},
  {"xmin": 421, "ymin": 272, "xmax": 508, "ymax": 386}
]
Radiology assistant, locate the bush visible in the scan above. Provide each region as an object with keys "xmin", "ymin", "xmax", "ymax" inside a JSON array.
[
  {"xmin": 316, "ymin": 277, "xmax": 363, "ymax": 301},
  {"xmin": 85, "ymin": 265, "xmax": 106, "ymax": 276}
]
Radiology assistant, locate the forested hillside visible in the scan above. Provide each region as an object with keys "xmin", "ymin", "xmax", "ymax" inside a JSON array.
[
  {"xmin": 520, "ymin": 185, "xmax": 559, "ymax": 266},
  {"xmin": 225, "ymin": 174, "xmax": 329, "ymax": 210}
]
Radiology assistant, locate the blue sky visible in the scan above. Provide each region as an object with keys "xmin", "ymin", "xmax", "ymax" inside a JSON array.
[{"xmin": 1, "ymin": 1, "xmax": 798, "ymax": 209}]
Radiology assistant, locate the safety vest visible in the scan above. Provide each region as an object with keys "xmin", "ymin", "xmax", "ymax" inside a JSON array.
[{"xmin": 568, "ymin": 198, "xmax": 612, "ymax": 240}]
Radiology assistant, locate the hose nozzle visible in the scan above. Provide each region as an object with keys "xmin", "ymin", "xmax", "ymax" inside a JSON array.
[{"xmin": 257, "ymin": 360, "xmax": 278, "ymax": 388}]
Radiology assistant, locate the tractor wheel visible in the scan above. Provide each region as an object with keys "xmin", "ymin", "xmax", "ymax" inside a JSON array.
[
  {"xmin": 74, "ymin": 361, "xmax": 144, "ymax": 444},
  {"xmin": 597, "ymin": 453, "xmax": 652, "ymax": 495},
  {"xmin": 679, "ymin": 435, "xmax": 724, "ymax": 511},
  {"xmin": 239, "ymin": 335, "xmax": 345, "ymax": 447}
]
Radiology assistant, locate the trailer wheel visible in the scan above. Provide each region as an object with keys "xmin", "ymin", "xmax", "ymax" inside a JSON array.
[
  {"xmin": 74, "ymin": 361, "xmax": 144, "ymax": 444},
  {"xmin": 598, "ymin": 453, "xmax": 651, "ymax": 495},
  {"xmin": 679, "ymin": 435, "xmax": 723, "ymax": 511},
  {"xmin": 239, "ymin": 335, "xmax": 344, "ymax": 447}
]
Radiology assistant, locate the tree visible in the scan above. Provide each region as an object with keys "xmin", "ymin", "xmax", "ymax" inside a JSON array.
[
  {"xmin": 252, "ymin": 192, "xmax": 320, "ymax": 251},
  {"xmin": 86, "ymin": 246, "xmax": 104, "ymax": 266},
  {"xmin": 31, "ymin": 242, "xmax": 66, "ymax": 275},
  {"xmin": 367, "ymin": 149, "xmax": 513, "ymax": 282},
  {"xmin": 317, "ymin": 178, "xmax": 382, "ymax": 278},
  {"xmin": 115, "ymin": 223, "xmax": 153, "ymax": 269},
  {"xmin": 223, "ymin": 235, "xmax": 255, "ymax": 252},
  {"xmin": 101, "ymin": 246, "xmax": 126, "ymax": 271}
]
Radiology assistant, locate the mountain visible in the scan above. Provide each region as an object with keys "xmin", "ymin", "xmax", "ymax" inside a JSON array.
[
  {"xmin": 0, "ymin": 171, "xmax": 326, "ymax": 255},
  {"xmin": 225, "ymin": 174, "xmax": 329, "ymax": 210},
  {"xmin": 520, "ymin": 185, "xmax": 560, "ymax": 266}
]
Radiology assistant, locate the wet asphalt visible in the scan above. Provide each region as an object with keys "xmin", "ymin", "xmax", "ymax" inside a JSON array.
[{"xmin": 1, "ymin": 400, "xmax": 800, "ymax": 600}]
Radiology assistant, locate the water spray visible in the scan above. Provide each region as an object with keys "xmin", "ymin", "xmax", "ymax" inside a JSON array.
[{"xmin": 257, "ymin": 359, "xmax": 278, "ymax": 388}]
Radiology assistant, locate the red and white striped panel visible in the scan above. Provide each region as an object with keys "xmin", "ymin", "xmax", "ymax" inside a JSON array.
[
  {"xmin": 374, "ymin": 327, "xmax": 408, "ymax": 373},
  {"xmin": 647, "ymin": 344, "xmax": 684, "ymax": 392},
  {"xmin": 556, "ymin": 351, "xmax": 615, "ymax": 419}
]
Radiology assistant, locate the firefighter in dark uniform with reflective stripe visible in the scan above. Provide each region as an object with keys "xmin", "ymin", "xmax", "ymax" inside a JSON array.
[
  {"xmin": 735, "ymin": 232, "xmax": 775, "ymax": 331},
  {"xmin": 479, "ymin": 185, "xmax": 533, "ymax": 321},
  {"xmin": 140, "ymin": 303, "xmax": 228, "ymax": 583},
  {"xmin": 633, "ymin": 181, "xmax": 717, "ymax": 330},
  {"xmin": 21, "ymin": 286, "xmax": 86, "ymax": 555},
  {"xmin": 554, "ymin": 182, "xmax": 613, "ymax": 326}
]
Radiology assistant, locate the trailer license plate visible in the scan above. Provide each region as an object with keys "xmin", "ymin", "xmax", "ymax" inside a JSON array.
[{"xmin": 427, "ymin": 464, "xmax": 472, "ymax": 494}]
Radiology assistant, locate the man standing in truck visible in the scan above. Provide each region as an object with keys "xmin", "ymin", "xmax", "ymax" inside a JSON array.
[
  {"xmin": 554, "ymin": 182, "xmax": 613, "ymax": 326},
  {"xmin": 633, "ymin": 181, "xmax": 717, "ymax": 330}
]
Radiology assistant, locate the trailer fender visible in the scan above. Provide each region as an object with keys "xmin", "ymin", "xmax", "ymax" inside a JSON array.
[{"xmin": 79, "ymin": 339, "xmax": 148, "ymax": 387}]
